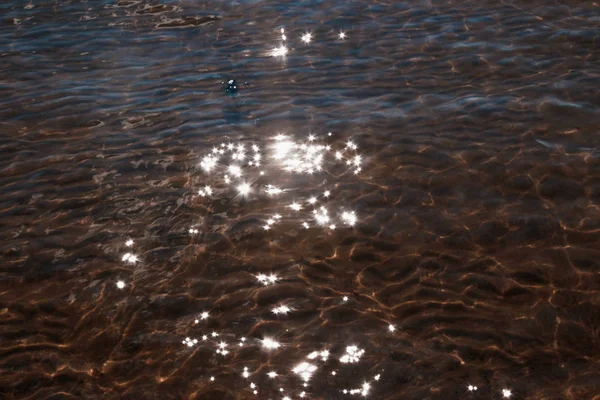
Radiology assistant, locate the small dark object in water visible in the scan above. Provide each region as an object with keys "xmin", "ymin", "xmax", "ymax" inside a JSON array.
[{"xmin": 225, "ymin": 79, "xmax": 239, "ymax": 97}]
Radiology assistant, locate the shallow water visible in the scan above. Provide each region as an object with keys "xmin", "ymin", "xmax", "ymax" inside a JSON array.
[{"xmin": 1, "ymin": 0, "xmax": 600, "ymax": 399}]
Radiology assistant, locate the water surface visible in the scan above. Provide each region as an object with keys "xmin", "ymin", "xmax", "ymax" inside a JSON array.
[{"xmin": 1, "ymin": 0, "xmax": 600, "ymax": 399}]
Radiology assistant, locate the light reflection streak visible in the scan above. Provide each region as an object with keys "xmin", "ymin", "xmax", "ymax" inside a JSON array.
[
  {"xmin": 196, "ymin": 133, "xmax": 362, "ymax": 232},
  {"xmin": 112, "ymin": 24, "xmax": 517, "ymax": 400}
]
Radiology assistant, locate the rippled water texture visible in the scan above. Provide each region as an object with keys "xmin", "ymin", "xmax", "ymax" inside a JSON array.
[{"xmin": 2, "ymin": 0, "xmax": 600, "ymax": 399}]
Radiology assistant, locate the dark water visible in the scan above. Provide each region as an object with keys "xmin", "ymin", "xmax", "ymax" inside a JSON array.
[{"xmin": 1, "ymin": 0, "xmax": 600, "ymax": 399}]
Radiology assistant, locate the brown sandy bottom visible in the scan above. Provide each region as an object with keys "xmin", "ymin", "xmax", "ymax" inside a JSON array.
[{"xmin": 1, "ymin": 0, "xmax": 600, "ymax": 399}]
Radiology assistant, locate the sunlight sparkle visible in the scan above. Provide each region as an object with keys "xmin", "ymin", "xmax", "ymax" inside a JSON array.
[
  {"xmin": 301, "ymin": 32, "xmax": 312, "ymax": 43},
  {"xmin": 262, "ymin": 337, "xmax": 281, "ymax": 350}
]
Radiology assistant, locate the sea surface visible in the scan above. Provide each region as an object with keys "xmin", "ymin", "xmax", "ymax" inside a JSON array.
[{"xmin": 1, "ymin": 0, "xmax": 600, "ymax": 399}]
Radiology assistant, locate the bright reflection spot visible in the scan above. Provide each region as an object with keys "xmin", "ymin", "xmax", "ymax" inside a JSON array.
[
  {"xmin": 301, "ymin": 32, "xmax": 312, "ymax": 43},
  {"xmin": 194, "ymin": 311, "xmax": 209, "ymax": 321},
  {"xmin": 314, "ymin": 207, "xmax": 330, "ymax": 226},
  {"xmin": 272, "ymin": 305, "xmax": 291, "ymax": 315},
  {"xmin": 341, "ymin": 211, "xmax": 357, "ymax": 226},
  {"xmin": 339, "ymin": 31, "xmax": 346, "ymax": 39},
  {"xmin": 272, "ymin": 137, "xmax": 295, "ymax": 159},
  {"xmin": 182, "ymin": 337, "xmax": 198, "ymax": 347},
  {"xmin": 502, "ymin": 389, "xmax": 512, "ymax": 398},
  {"xmin": 198, "ymin": 185, "xmax": 213, "ymax": 196},
  {"xmin": 257, "ymin": 273, "xmax": 280, "ymax": 285},
  {"xmin": 262, "ymin": 337, "xmax": 281, "ymax": 350},
  {"xmin": 340, "ymin": 345, "xmax": 365, "ymax": 363},
  {"xmin": 216, "ymin": 341, "xmax": 229, "ymax": 355},
  {"xmin": 467, "ymin": 385, "xmax": 478, "ymax": 392},
  {"xmin": 362, "ymin": 382, "xmax": 371, "ymax": 396},
  {"xmin": 228, "ymin": 164, "xmax": 242, "ymax": 177},
  {"xmin": 116, "ymin": 280, "xmax": 125, "ymax": 289},
  {"xmin": 237, "ymin": 182, "xmax": 251, "ymax": 196},
  {"xmin": 388, "ymin": 324, "xmax": 395, "ymax": 332},
  {"xmin": 200, "ymin": 155, "xmax": 217, "ymax": 172},
  {"xmin": 125, "ymin": 239, "xmax": 134, "ymax": 247},
  {"xmin": 307, "ymin": 350, "xmax": 329, "ymax": 361},
  {"xmin": 293, "ymin": 361, "xmax": 317, "ymax": 382},
  {"xmin": 271, "ymin": 45, "xmax": 288, "ymax": 57},
  {"xmin": 121, "ymin": 253, "xmax": 138, "ymax": 264}
]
